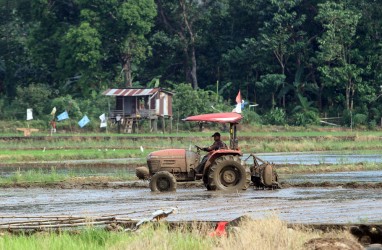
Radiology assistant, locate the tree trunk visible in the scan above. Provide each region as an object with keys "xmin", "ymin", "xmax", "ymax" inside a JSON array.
[
  {"xmin": 345, "ymin": 85, "xmax": 351, "ymax": 110},
  {"xmin": 183, "ymin": 47, "xmax": 192, "ymax": 84},
  {"xmin": 350, "ymin": 83, "xmax": 355, "ymax": 111},
  {"xmin": 281, "ymin": 64, "xmax": 286, "ymax": 108},
  {"xmin": 122, "ymin": 55, "xmax": 133, "ymax": 87},
  {"xmin": 180, "ymin": 0, "xmax": 198, "ymax": 89},
  {"xmin": 190, "ymin": 45, "xmax": 198, "ymax": 89},
  {"xmin": 313, "ymin": 74, "xmax": 323, "ymax": 112}
]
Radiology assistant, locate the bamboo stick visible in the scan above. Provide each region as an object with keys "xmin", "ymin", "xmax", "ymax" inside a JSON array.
[
  {"xmin": 0, "ymin": 215, "xmax": 86, "ymax": 219},
  {"xmin": 0, "ymin": 210, "xmax": 147, "ymax": 219},
  {"xmin": 0, "ymin": 218, "xmax": 91, "ymax": 227},
  {"xmin": 0, "ymin": 221, "xmax": 114, "ymax": 229},
  {"xmin": 0, "ymin": 217, "xmax": 119, "ymax": 226}
]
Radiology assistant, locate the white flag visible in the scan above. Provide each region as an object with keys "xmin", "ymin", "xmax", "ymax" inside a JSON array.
[
  {"xmin": 232, "ymin": 103, "xmax": 242, "ymax": 114},
  {"xmin": 99, "ymin": 113, "xmax": 107, "ymax": 128},
  {"xmin": 27, "ymin": 109, "xmax": 33, "ymax": 120},
  {"xmin": 50, "ymin": 107, "xmax": 57, "ymax": 116}
]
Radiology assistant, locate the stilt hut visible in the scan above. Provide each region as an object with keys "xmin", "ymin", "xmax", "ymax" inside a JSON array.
[{"xmin": 102, "ymin": 88, "xmax": 173, "ymax": 133}]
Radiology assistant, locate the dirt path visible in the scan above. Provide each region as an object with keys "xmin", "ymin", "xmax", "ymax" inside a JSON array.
[{"xmin": 1, "ymin": 187, "xmax": 381, "ymax": 224}]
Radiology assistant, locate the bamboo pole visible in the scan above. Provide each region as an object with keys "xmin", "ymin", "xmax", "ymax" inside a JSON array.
[
  {"xmin": 0, "ymin": 216, "xmax": 136, "ymax": 230},
  {"xmin": 0, "ymin": 217, "xmax": 119, "ymax": 225},
  {"xmin": 0, "ymin": 221, "xmax": 111, "ymax": 229},
  {"xmin": 0, "ymin": 210, "xmax": 146, "ymax": 219}
]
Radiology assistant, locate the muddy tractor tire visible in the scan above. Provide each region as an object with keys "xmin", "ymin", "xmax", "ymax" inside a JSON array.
[
  {"xmin": 149, "ymin": 171, "xmax": 177, "ymax": 192},
  {"xmin": 136, "ymin": 166, "xmax": 150, "ymax": 180},
  {"xmin": 202, "ymin": 169, "xmax": 212, "ymax": 190},
  {"xmin": 207, "ymin": 155, "xmax": 247, "ymax": 191},
  {"xmin": 243, "ymin": 170, "xmax": 251, "ymax": 190}
]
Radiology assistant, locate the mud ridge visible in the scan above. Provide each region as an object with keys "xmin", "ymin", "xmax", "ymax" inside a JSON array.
[{"xmin": 1, "ymin": 180, "xmax": 382, "ymax": 189}]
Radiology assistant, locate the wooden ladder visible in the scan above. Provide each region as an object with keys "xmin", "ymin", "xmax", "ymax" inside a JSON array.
[{"xmin": 124, "ymin": 119, "xmax": 133, "ymax": 134}]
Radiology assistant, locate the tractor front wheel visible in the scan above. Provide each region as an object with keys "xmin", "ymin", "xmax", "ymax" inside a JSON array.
[
  {"xmin": 150, "ymin": 171, "xmax": 177, "ymax": 192},
  {"xmin": 136, "ymin": 166, "xmax": 150, "ymax": 180},
  {"xmin": 208, "ymin": 155, "xmax": 247, "ymax": 191}
]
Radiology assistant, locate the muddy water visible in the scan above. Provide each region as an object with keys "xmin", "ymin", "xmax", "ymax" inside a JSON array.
[
  {"xmin": 281, "ymin": 170, "xmax": 382, "ymax": 184},
  {"xmin": 1, "ymin": 187, "xmax": 382, "ymax": 224}
]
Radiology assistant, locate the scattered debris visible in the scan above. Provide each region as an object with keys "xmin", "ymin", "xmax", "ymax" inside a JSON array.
[
  {"xmin": 304, "ymin": 238, "xmax": 363, "ymax": 250},
  {"xmin": 0, "ymin": 214, "xmax": 134, "ymax": 232},
  {"xmin": 127, "ymin": 207, "xmax": 178, "ymax": 231},
  {"xmin": 0, "ymin": 207, "xmax": 178, "ymax": 233}
]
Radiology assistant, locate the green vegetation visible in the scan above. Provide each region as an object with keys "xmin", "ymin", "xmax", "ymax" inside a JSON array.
[
  {"xmin": 0, "ymin": 129, "xmax": 382, "ymax": 163},
  {"xmin": 0, "ymin": 217, "xmax": 357, "ymax": 250},
  {"xmin": 0, "ymin": 149, "xmax": 144, "ymax": 163},
  {"xmin": 0, "ymin": 132, "xmax": 380, "ymax": 185},
  {"xmin": 1, "ymin": 0, "xmax": 382, "ymax": 127},
  {"xmin": 0, "ymin": 167, "xmax": 137, "ymax": 185},
  {"xmin": 4, "ymin": 168, "xmax": 66, "ymax": 184}
]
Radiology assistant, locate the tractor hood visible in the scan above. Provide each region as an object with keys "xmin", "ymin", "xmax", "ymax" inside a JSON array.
[
  {"xmin": 146, "ymin": 149, "xmax": 200, "ymax": 176},
  {"xmin": 147, "ymin": 149, "xmax": 186, "ymax": 158},
  {"xmin": 183, "ymin": 112, "xmax": 242, "ymax": 124}
]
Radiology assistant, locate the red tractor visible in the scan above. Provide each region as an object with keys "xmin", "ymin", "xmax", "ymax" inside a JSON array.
[{"xmin": 137, "ymin": 112, "xmax": 279, "ymax": 192}]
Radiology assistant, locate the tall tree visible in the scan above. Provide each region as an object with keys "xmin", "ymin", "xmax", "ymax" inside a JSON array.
[
  {"xmin": 0, "ymin": 0, "xmax": 36, "ymax": 96},
  {"xmin": 316, "ymin": 2, "xmax": 362, "ymax": 111},
  {"xmin": 156, "ymin": 0, "xmax": 216, "ymax": 89},
  {"xmin": 257, "ymin": 0, "xmax": 307, "ymax": 108},
  {"xmin": 71, "ymin": 0, "xmax": 157, "ymax": 87}
]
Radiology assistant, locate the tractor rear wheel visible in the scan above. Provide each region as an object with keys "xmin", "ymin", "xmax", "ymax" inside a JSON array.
[
  {"xmin": 207, "ymin": 155, "xmax": 247, "ymax": 191},
  {"xmin": 203, "ymin": 169, "xmax": 212, "ymax": 190},
  {"xmin": 150, "ymin": 171, "xmax": 177, "ymax": 192},
  {"xmin": 243, "ymin": 170, "xmax": 251, "ymax": 190}
]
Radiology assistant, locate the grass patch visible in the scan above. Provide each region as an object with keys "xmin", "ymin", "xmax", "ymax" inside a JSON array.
[
  {"xmin": 0, "ymin": 216, "xmax": 358, "ymax": 250},
  {"xmin": 1, "ymin": 126, "xmax": 382, "ymax": 137},
  {"xmin": 1, "ymin": 138, "xmax": 382, "ymax": 164},
  {"xmin": 0, "ymin": 167, "xmax": 137, "ymax": 185},
  {"xmin": 0, "ymin": 149, "xmax": 145, "ymax": 163},
  {"xmin": 2, "ymin": 132, "xmax": 382, "ymax": 155},
  {"xmin": 0, "ymin": 167, "xmax": 66, "ymax": 184}
]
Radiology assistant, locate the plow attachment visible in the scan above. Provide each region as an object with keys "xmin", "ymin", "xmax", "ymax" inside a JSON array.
[{"xmin": 243, "ymin": 154, "xmax": 281, "ymax": 189}]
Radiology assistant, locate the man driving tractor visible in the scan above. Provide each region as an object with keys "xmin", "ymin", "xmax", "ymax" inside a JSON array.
[{"xmin": 195, "ymin": 132, "xmax": 228, "ymax": 173}]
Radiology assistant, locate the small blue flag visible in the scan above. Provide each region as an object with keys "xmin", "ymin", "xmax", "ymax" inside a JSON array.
[
  {"xmin": 57, "ymin": 111, "xmax": 69, "ymax": 121},
  {"xmin": 241, "ymin": 101, "xmax": 248, "ymax": 109},
  {"xmin": 78, "ymin": 115, "xmax": 90, "ymax": 128}
]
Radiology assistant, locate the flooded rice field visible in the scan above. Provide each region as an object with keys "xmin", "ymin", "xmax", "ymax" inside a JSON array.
[
  {"xmin": 255, "ymin": 152, "xmax": 382, "ymax": 165},
  {"xmin": 1, "ymin": 187, "xmax": 382, "ymax": 224},
  {"xmin": 281, "ymin": 170, "xmax": 382, "ymax": 184},
  {"xmin": 1, "ymin": 151, "xmax": 380, "ymax": 224},
  {"xmin": 1, "ymin": 151, "xmax": 381, "ymax": 177}
]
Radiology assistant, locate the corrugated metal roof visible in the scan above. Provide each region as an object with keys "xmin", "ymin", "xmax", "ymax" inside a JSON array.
[{"xmin": 103, "ymin": 88, "xmax": 159, "ymax": 96}]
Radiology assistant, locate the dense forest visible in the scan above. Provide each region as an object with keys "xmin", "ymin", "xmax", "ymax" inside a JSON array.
[{"xmin": 0, "ymin": 0, "xmax": 382, "ymax": 127}]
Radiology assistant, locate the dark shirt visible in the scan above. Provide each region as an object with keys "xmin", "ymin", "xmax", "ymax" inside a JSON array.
[{"xmin": 206, "ymin": 140, "xmax": 228, "ymax": 152}]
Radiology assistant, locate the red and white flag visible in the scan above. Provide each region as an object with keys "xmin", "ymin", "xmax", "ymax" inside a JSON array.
[
  {"xmin": 233, "ymin": 90, "xmax": 242, "ymax": 113},
  {"xmin": 236, "ymin": 90, "xmax": 242, "ymax": 104}
]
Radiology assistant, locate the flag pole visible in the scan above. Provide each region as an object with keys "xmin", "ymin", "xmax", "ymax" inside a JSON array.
[
  {"xmin": 68, "ymin": 101, "xmax": 73, "ymax": 133},
  {"xmin": 216, "ymin": 80, "xmax": 219, "ymax": 102}
]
